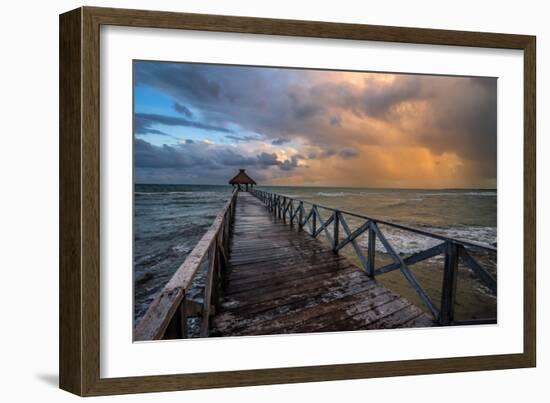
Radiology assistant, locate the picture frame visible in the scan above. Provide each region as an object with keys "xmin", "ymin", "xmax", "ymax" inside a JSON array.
[{"xmin": 59, "ymin": 6, "xmax": 536, "ymax": 396}]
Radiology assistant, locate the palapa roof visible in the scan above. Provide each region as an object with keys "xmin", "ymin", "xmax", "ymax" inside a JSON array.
[{"xmin": 229, "ymin": 169, "xmax": 257, "ymax": 185}]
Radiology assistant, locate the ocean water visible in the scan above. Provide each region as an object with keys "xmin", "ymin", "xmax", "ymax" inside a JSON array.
[
  {"xmin": 134, "ymin": 184, "xmax": 497, "ymax": 325},
  {"xmin": 133, "ymin": 184, "xmax": 232, "ymax": 323}
]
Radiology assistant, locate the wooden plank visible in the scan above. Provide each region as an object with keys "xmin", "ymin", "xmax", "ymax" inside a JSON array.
[
  {"xmin": 166, "ymin": 190, "xmax": 236, "ymax": 291},
  {"xmin": 367, "ymin": 223, "xmax": 376, "ymax": 276},
  {"xmin": 320, "ymin": 297, "xmax": 412, "ymax": 333},
  {"xmin": 200, "ymin": 243, "xmax": 217, "ymax": 337},
  {"xmin": 212, "ymin": 281, "xmax": 380, "ymax": 336},
  {"xmin": 375, "ymin": 242, "xmax": 446, "ymax": 275},
  {"xmin": 335, "ymin": 219, "xmax": 370, "ymax": 251},
  {"xmin": 372, "ymin": 222, "xmax": 439, "ymax": 319},
  {"xmin": 338, "ymin": 212, "xmax": 369, "ymax": 270},
  {"xmin": 362, "ymin": 304, "xmax": 428, "ymax": 330},
  {"xmin": 224, "ymin": 268, "xmax": 368, "ymax": 304},
  {"xmin": 313, "ymin": 206, "xmax": 334, "ymax": 244},
  {"xmin": 459, "ymin": 246, "xmax": 497, "ymax": 294},
  {"xmin": 399, "ymin": 312, "xmax": 435, "ymax": 328},
  {"xmin": 228, "ymin": 257, "xmax": 349, "ymax": 279},
  {"xmin": 439, "ymin": 242, "xmax": 459, "ymax": 326},
  {"xmin": 227, "ymin": 265, "xmax": 359, "ymax": 297},
  {"xmin": 333, "ymin": 211, "xmax": 339, "ymax": 251},
  {"xmin": 220, "ymin": 270, "xmax": 371, "ymax": 314},
  {"xmin": 134, "ymin": 288, "xmax": 184, "ymax": 341},
  {"xmin": 226, "ymin": 261, "xmax": 354, "ymax": 292},
  {"xmin": 261, "ymin": 287, "xmax": 396, "ymax": 335}
]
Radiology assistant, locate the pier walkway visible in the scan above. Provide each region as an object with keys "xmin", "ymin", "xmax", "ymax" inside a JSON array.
[
  {"xmin": 210, "ymin": 192, "xmax": 433, "ymax": 336},
  {"xmin": 135, "ymin": 189, "xmax": 496, "ymax": 341}
]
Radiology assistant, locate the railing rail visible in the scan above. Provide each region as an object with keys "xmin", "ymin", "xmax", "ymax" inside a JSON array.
[
  {"xmin": 134, "ymin": 189, "xmax": 238, "ymax": 341},
  {"xmin": 251, "ymin": 188, "xmax": 497, "ymax": 326}
]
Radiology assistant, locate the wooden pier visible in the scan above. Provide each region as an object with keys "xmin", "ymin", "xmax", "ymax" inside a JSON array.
[
  {"xmin": 135, "ymin": 188, "xmax": 497, "ymax": 341},
  {"xmin": 210, "ymin": 192, "xmax": 433, "ymax": 336}
]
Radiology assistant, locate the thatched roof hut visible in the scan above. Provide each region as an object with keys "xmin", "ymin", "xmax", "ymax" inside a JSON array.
[{"xmin": 229, "ymin": 169, "xmax": 256, "ymax": 191}]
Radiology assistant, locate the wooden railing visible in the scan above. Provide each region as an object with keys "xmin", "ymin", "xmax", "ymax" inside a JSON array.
[
  {"xmin": 134, "ymin": 189, "xmax": 238, "ymax": 341},
  {"xmin": 251, "ymin": 188, "xmax": 497, "ymax": 326}
]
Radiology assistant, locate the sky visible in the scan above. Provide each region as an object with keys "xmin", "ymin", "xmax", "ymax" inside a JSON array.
[{"xmin": 134, "ymin": 61, "xmax": 497, "ymax": 189}]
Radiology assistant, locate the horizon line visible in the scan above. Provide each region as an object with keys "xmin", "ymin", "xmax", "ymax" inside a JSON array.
[{"xmin": 134, "ymin": 183, "xmax": 497, "ymax": 191}]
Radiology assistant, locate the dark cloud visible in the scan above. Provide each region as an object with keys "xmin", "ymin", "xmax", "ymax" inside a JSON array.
[
  {"xmin": 256, "ymin": 152, "xmax": 279, "ymax": 166},
  {"xmin": 339, "ymin": 148, "xmax": 359, "ymax": 159},
  {"xmin": 134, "ymin": 61, "xmax": 497, "ymax": 186},
  {"xmin": 174, "ymin": 102, "xmax": 193, "ymax": 118},
  {"xmin": 305, "ymin": 148, "xmax": 357, "ymax": 160},
  {"xmin": 135, "ymin": 62, "xmax": 222, "ymax": 103},
  {"xmin": 308, "ymin": 76, "xmax": 425, "ymax": 120},
  {"xmin": 329, "ymin": 115, "xmax": 342, "ymax": 127},
  {"xmin": 134, "ymin": 112, "xmax": 233, "ymax": 135},
  {"xmin": 134, "ymin": 139, "xmax": 304, "ymax": 183},
  {"xmin": 280, "ymin": 156, "xmax": 300, "ymax": 171},
  {"xmin": 271, "ymin": 138, "xmax": 290, "ymax": 146},
  {"xmin": 320, "ymin": 149, "xmax": 337, "ymax": 158},
  {"xmin": 226, "ymin": 134, "xmax": 264, "ymax": 142}
]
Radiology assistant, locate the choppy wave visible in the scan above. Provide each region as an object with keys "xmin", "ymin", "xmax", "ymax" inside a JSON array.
[
  {"xmin": 357, "ymin": 225, "xmax": 496, "ymax": 255},
  {"xmin": 317, "ymin": 192, "xmax": 347, "ymax": 197},
  {"xmin": 423, "ymin": 191, "xmax": 496, "ymax": 197}
]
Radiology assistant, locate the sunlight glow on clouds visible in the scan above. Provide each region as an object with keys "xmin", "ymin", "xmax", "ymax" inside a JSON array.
[{"xmin": 133, "ymin": 61, "xmax": 496, "ymax": 188}]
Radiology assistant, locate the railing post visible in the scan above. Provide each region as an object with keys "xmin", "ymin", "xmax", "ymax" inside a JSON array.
[
  {"xmin": 367, "ymin": 222, "xmax": 376, "ymax": 277},
  {"xmin": 282, "ymin": 197, "xmax": 287, "ymax": 222},
  {"xmin": 439, "ymin": 242, "xmax": 459, "ymax": 325},
  {"xmin": 298, "ymin": 201, "xmax": 304, "ymax": 230},
  {"xmin": 332, "ymin": 211, "xmax": 339, "ymax": 252},
  {"xmin": 290, "ymin": 201, "xmax": 294, "ymax": 226},
  {"xmin": 312, "ymin": 205, "xmax": 317, "ymax": 236},
  {"xmin": 179, "ymin": 293, "xmax": 188, "ymax": 338},
  {"xmin": 200, "ymin": 241, "xmax": 218, "ymax": 337}
]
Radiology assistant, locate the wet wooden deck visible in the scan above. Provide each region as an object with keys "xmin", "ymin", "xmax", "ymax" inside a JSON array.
[{"xmin": 210, "ymin": 192, "xmax": 433, "ymax": 337}]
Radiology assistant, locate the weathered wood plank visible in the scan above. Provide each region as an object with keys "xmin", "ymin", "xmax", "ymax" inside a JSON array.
[
  {"xmin": 226, "ymin": 261, "xmax": 354, "ymax": 293},
  {"xmin": 262, "ymin": 287, "xmax": 396, "ymax": 335},
  {"xmin": 375, "ymin": 242, "xmax": 446, "ymax": 275},
  {"xmin": 166, "ymin": 191, "xmax": 237, "ymax": 291},
  {"xmin": 212, "ymin": 281, "xmax": 381, "ymax": 336},
  {"xmin": 459, "ymin": 246, "xmax": 497, "ymax": 294},
  {"xmin": 372, "ymin": 222, "xmax": 440, "ymax": 319},
  {"xmin": 218, "ymin": 271, "xmax": 377, "ymax": 318},
  {"xmin": 319, "ymin": 297, "xmax": 412, "ymax": 333},
  {"xmin": 210, "ymin": 192, "xmax": 434, "ymax": 337},
  {"xmin": 134, "ymin": 288, "xmax": 184, "ymax": 341},
  {"xmin": 439, "ymin": 242, "xmax": 459, "ymax": 325}
]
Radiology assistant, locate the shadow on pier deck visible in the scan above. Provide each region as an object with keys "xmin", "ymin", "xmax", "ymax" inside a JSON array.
[{"xmin": 210, "ymin": 192, "xmax": 433, "ymax": 336}]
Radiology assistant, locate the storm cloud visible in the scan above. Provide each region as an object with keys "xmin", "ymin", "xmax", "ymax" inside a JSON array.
[
  {"xmin": 135, "ymin": 112, "xmax": 233, "ymax": 135},
  {"xmin": 135, "ymin": 138, "xmax": 305, "ymax": 184},
  {"xmin": 134, "ymin": 61, "xmax": 497, "ymax": 187}
]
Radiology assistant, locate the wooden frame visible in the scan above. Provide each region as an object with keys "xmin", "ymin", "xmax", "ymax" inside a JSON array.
[{"xmin": 59, "ymin": 6, "xmax": 536, "ymax": 396}]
